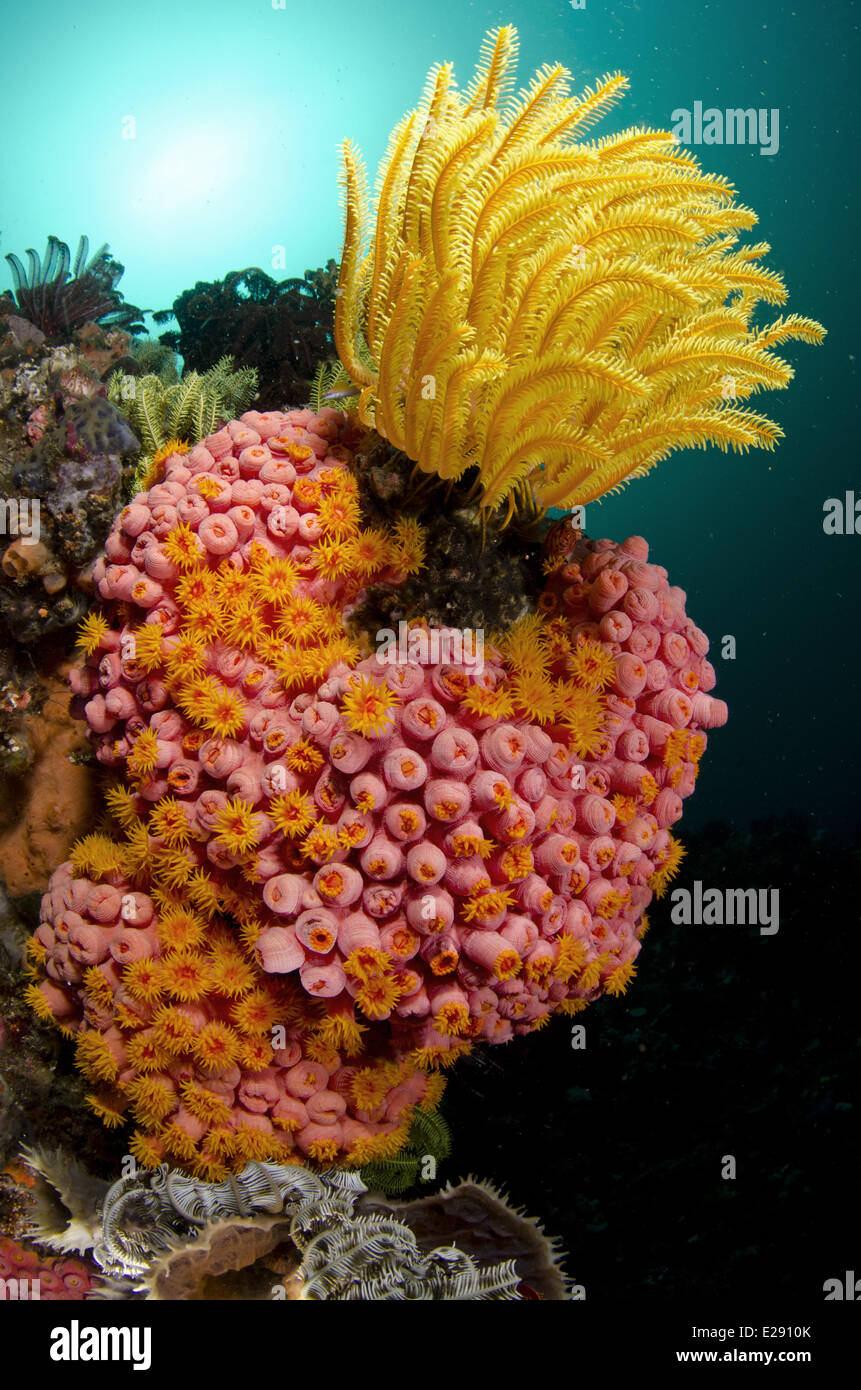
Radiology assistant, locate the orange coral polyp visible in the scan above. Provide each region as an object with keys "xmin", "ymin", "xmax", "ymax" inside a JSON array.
[
  {"xmin": 356, "ymin": 974, "xmax": 401, "ymax": 1019},
  {"xmin": 341, "ymin": 674, "xmax": 400, "ymax": 738},
  {"xmin": 231, "ymin": 990, "xmax": 279, "ymax": 1035},
  {"xmin": 567, "ymin": 638, "xmax": 617, "ymax": 693},
  {"xmin": 129, "ymin": 1131, "xmax": 167, "ymax": 1170},
  {"xmin": 156, "ymin": 909, "xmax": 206, "ymax": 952},
  {"xmin": 316, "ymin": 871, "xmax": 345, "ymax": 902},
  {"xmin": 300, "ymin": 821, "xmax": 338, "ymax": 862},
  {"xmin": 494, "ymin": 949, "xmax": 521, "ymax": 981},
  {"xmin": 307, "ymin": 1136, "xmax": 341, "ymax": 1164},
  {"xmin": 126, "ymin": 1076, "xmax": 175, "ymax": 1125},
  {"xmin": 344, "ymin": 529, "xmax": 391, "ymax": 577},
  {"xmin": 269, "ymin": 790, "xmax": 315, "ymax": 838},
  {"xmin": 429, "ymin": 949, "xmax": 458, "ymax": 976},
  {"xmin": 462, "ymin": 888, "xmax": 515, "ymax": 923},
  {"xmin": 123, "ymin": 959, "xmax": 165, "ymax": 1004},
  {"xmin": 193, "ymin": 1021, "xmax": 241, "ymax": 1073},
  {"xmin": 159, "ymin": 951, "xmax": 211, "ymax": 1002},
  {"xmin": 292, "ymin": 477, "xmax": 322, "ymax": 509},
  {"xmin": 148, "ymin": 798, "xmax": 192, "ymax": 847},
  {"xmin": 180, "ymin": 1080, "xmax": 232, "ymax": 1126},
  {"xmin": 162, "ymin": 523, "xmax": 205, "ymax": 571},
  {"xmin": 125, "ymin": 1031, "xmax": 169, "ymax": 1074},
  {"xmin": 318, "ymin": 491, "xmax": 360, "ymax": 537},
  {"xmin": 152, "ymin": 1006, "xmax": 197, "ymax": 1055},
  {"xmin": 286, "ymin": 738, "xmax": 324, "ymax": 773},
  {"xmin": 127, "ymin": 728, "xmax": 159, "ymax": 776},
  {"xmin": 75, "ymin": 1031, "xmax": 119, "ymax": 1084},
  {"xmin": 344, "ymin": 946, "xmax": 391, "ymax": 982}
]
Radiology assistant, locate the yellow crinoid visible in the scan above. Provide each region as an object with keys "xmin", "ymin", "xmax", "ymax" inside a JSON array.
[{"xmin": 335, "ymin": 25, "xmax": 824, "ymax": 516}]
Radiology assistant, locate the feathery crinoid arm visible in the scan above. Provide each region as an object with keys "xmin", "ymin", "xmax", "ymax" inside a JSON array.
[
  {"xmin": 334, "ymin": 26, "xmax": 825, "ymax": 517},
  {"xmin": 335, "ymin": 139, "xmax": 375, "ymax": 389}
]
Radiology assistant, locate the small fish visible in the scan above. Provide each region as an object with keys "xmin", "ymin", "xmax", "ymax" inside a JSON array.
[
  {"xmin": 58, "ymin": 367, "xmax": 102, "ymax": 400},
  {"xmin": 322, "ymin": 387, "xmax": 360, "ymax": 400},
  {"xmin": 542, "ymin": 516, "xmax": 579, "ymax": 571}
]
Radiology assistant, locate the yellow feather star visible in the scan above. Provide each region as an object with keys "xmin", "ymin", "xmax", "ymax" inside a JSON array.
[{"xmin": 335, "ymin": 25, "xmax": 824, "ymax": 516}]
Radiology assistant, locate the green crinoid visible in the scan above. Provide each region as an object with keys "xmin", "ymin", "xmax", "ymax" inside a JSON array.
[
  {"xmin": 108, "ymin": 354, "xmax": 259, "ymax": 459},
  {"xmin": 361, "ymin": 1106, "xmax": 453, "ymax": 1195}
]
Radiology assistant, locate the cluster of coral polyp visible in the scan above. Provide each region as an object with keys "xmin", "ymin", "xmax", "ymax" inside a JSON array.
[
  {"xmin": 0, "ymin": 1237, "xmax": 96, "ymax": 1299},
  {"xmin": 25, "ymin": 406, "xmax": 726, "ymax": 1180}
]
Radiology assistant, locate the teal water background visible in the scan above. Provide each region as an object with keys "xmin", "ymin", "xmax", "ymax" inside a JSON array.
[{"xmin": 1, "ymin": 0, "xmax": 857, "ymax": 838}]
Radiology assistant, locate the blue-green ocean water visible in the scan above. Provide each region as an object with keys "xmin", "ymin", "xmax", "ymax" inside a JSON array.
[{"xmin": 1, "ymin": 0, "xmax": 857, "ymax": 839}]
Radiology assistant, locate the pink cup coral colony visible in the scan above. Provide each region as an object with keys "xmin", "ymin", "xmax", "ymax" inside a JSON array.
[
  {"xmin": 0, "ymin": 1236, "xmax": 96, "ymax": 1300},
  {"xmin": 23, "ymin": 26, "xmax": 819, "ymax": 1184},
  {"xmin": 25, "ymin": 408, "xmax": 725, "ymax": 1179}
]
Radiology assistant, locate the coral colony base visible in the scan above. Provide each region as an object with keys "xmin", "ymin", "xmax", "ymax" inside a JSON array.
[{"xmin": 14, "ymin": 25, "xmax": 821, "ymax": 1297}]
